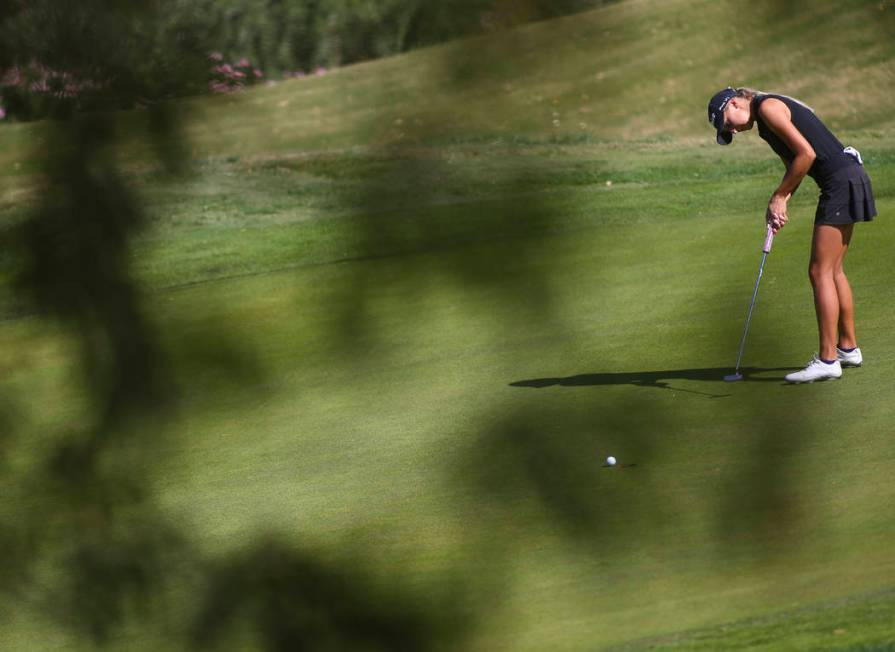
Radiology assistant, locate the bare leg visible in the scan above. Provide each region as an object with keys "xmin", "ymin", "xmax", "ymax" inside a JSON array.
[
  {"xmin": 809, "ymin": 224, "xmax": 852, "ymax": 360},
  {"xmin": 833, "ymin": 224, "xmax": 856, "ymax": 349}
]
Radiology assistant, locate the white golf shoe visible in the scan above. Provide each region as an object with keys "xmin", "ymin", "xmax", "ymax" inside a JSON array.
[
  {"xmin": 836, "ymin": 346, "xmax": 863, "ymax": 367},
  {"xmin": 785, "ymin": 355, "xmax": 842, "ymax": 383}
]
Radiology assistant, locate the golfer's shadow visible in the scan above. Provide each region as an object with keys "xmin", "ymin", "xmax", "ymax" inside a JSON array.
[{"xmin": 510, "ymin": 367, "xmax": 794, "ymax": 397}]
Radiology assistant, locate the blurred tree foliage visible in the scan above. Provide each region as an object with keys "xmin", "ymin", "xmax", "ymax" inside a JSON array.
[
  {"xmin": 161, "ymin": 0, "xmax": 616, "ymax": 74},
  {"xmin": 0, "ymin": 0, "xmax": 209, "ymax": 120},
  {"xmin": 0, "ymin": 0, "xmax": 615, "ymax": 120}
]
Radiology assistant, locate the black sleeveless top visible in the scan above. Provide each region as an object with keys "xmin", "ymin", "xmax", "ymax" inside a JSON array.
[{"xmin": 753, "ymin": 94, "xmax": 855, "ymax": 185}]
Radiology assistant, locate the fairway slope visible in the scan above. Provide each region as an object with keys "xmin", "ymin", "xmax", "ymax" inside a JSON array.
[{"xmin": 175, "ymin": 0, "xmax": 895, "ymax": 158}]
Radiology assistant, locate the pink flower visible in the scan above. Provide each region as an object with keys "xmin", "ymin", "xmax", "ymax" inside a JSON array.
[
  {"xmin": 209, "ymin": 51, "xmax": 223, "ymax": 61},
  {"xmin": 0, "ymin": 106, "xmax": 6, "ymax": 120},
  {"xmin": 253, "ymin": 68, "xmax": 264, "ymax": 78},
  {"xmin": 2, "ymin": 67, "xmax": 22, "ymax": 86},
  {"xmin": 237, "ymin": 58, "xmax": 250, "ymax": 68}
]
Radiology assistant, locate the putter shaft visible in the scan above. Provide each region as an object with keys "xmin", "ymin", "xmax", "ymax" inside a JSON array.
[{"xmin": 729, "ymin": 225, "xmax": 775, "ymax": 377}]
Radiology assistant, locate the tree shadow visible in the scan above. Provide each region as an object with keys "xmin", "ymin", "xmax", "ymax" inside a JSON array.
[
  {"xmin": 191, "ymin": 536, "xmax": 470, "ymax": 652},
  {"xmin": 454, "ymin": 399, "xmax": 675, "ymax": 549}
]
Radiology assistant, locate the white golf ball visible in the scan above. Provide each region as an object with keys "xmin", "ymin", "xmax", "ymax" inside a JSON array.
[{"xmin": 606, "ymin": 456, "xmax": 617, "ymax": 467}]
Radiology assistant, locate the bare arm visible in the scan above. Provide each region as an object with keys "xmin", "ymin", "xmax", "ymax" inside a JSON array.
[
  {"xmin": 760, "ymin": 98, "xmax": 816, "ymax": 232},
  {"xmin": 775, "ymin": 154, "xmax": 801, "ymax": 196}
]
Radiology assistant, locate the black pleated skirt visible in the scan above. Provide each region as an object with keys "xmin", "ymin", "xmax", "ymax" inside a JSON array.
[{"xmin": 815, "ymin": 164, "xmax": 877, "ymax": 224}]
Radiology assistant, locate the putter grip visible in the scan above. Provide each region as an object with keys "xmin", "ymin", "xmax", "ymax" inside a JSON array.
[{"xmin": 763, "ymin": 225, "xmax": 774, "ymax": 254}]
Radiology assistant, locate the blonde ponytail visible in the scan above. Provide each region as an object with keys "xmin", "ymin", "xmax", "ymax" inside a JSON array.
[
  {"xmin": 735, "ymin": 87, "xmax": 765, "ymax": 100},
  {"xmin": 738, "ymin": 87, "xmax": 815, "ymax": 113}
]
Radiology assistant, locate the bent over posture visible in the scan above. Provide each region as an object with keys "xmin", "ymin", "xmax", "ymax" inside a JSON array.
[{"xmin": 707, "ymin": 87, "xmax": 877, "ymax": 383}]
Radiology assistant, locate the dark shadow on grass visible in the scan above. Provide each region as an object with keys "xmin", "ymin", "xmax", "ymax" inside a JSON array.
[
  {"xmin": 192, "ymin": 536, "xmax": 470, "ymax": 652},
  {"xmin": 456, "ymin": 400, "xmax": 673, "ymax": 547},
  {"xmin": 510, "ymin": 366, "xmax": 798, "ymax": 389}
]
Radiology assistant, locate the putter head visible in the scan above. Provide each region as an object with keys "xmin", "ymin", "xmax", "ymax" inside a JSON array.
[{"xmin": 723, "ymin": 373, "xmax": 743, "ymax": 382}]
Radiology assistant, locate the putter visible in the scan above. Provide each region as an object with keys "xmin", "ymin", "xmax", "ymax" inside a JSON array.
[{"xmin": 724, "ymin": 224, "xmax": 775, "ymax": 382}]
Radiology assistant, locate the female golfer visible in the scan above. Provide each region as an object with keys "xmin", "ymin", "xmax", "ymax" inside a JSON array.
[{"xmin": 707, "ymin": 87, "xmax": 876, "ymax": 383}]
